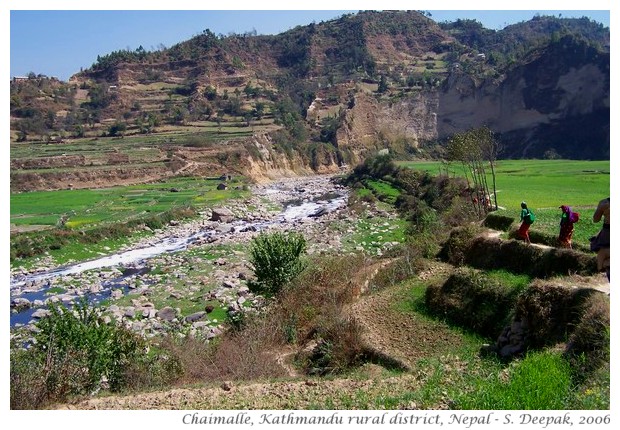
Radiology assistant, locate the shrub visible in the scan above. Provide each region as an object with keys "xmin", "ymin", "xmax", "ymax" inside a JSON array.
[
  {"xmin": 372, "ymin": 241, "xmax": 429, "ymax": 290},
  {"xmin": 564, "ymin": 293, "xmax": 610, "ymax": 376},
  {"xmin": 199, "ymin": 316, "xmax": 287, "ymax": 382},
  {"xmin": 463, "ymin": 236, "xmax": 597, "ymax": 278},
  {"xmin": 425, "ymin": 267, "xmax": 526, "ymax": 338},
  {"xmin": 11, "ymin": 299, "xmax": 147, "ymax": 408},
  {"xmin": 437, "ymin": 224, "xmax": 483, "ymax": 266},
  {"xmin": 248, "ymin": 231, "xmax": 307, "ymax": 297},
  {"xmin": 483, "ymin": 212, "xmax": 515, "ymax": 231},
  {"xmin": 10, "ymin": 348, "xmax": 48, "ymax": 409},
  {"xmin": 512, "ymin": 282, "xmax": 596, "ymax": 349},
  {"xmin": 32, "ymin": 299, "xmax": 144, "ymax": 393},
  {"xmin": 305, "ymin": 317, "xmax": 365, "ymax": 376},
  {"xmin": 278, "ymin": 254, "xmax": 369, "ymax": 373}
]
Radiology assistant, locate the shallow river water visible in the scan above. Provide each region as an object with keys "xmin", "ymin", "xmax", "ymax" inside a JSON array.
[{"xmin": 9, "ymin": 178, "xmax": 348, "ymax": 327}]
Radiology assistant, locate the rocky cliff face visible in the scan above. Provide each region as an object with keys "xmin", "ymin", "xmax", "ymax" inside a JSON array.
[
  {"xmin": 243, "ymin": 133, "xmax": 340, "ymax": 183},
  {"xmin": 436, "ymin": 36, "xmax": 609, "ymax": 158},
  {"xmin": 336, "ymin": 91, "xmax": 439, "ymax": 163},
  {"xmin": 334, "ymin": 35, "xmax": 609, "ymax": 160}
]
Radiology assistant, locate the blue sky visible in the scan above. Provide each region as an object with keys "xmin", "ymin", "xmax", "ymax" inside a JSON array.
[{"xmin": 8, "ymin": 6, "xmax": 611, "ymax": 81}]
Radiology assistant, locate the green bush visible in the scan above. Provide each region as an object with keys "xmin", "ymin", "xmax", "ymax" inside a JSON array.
[
  {"xmin": 32, "ymin": 299, "xmax": 144, "ymax": 393},
  {"xmin": 11, "ymin": 299, "xmax": 148, "ymax": 408},
  {"xmin": 248, "ymin": 231, "xmax": 307, "ymax": 297}
]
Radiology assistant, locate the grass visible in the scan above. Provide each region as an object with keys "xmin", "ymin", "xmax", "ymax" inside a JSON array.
[
  {"xmin": 397, "ymin": 159, "xmax": 610, "ymax": 209},
  {"xmin": 339, "ymin": 216, "xmax": 408, "ymax": 254},
  {"xmin": 10, "ymin": 176, "xmax": 249, "ymax": 267},
  {"xmin": 452, "ymin": 350, "xmax": 573, "ymax": 409},
  {"xmin": 11, "ymin": 176, "xmax": 247, "ymax": 229},
  {"xmin": 364, "ymin": 179, "xmax": 401, "ymax": 204},
  {"xmin": 398, "ymin": 159, "xmax": 610, "ymax": 248}
]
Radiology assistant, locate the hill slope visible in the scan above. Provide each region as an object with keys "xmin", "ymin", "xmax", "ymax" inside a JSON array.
[{"xmin": 10, "ymin": 11, "xmax": 610, "ymax": 191}]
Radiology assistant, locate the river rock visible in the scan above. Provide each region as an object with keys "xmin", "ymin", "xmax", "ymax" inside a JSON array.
[
  {"xmin": 185, "ymin": 311, "xmax": 206, "ymax": 323},
  {"xmin": 144, "ymin": 308, "xmax": 157, "ymax": 319},
  {"xmin": 211, "ymin": 208, "xmax": 234, "ymax": 223},
  {"xmin": 222, "ymin": 279, "xmax": 239, "ymax": 289},
  {"xmin": 123, "ymin": 307, "xmax": 136, "ymax": 318},
  {"xmin": 31, "ymin": 308, "xmax": 51, "ymax": 319},
  {"xmin": 157, "ymin": 306, "xmax": 177, "ymax": 322},
  {"xmin": 11, "ymin": 298, "xmax": 31, "ymax": 311}
]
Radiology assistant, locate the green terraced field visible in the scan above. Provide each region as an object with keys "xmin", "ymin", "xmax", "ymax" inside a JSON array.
[
  {"xmin": 11, "ymin": 176, "xmax": 248, "ymax": 230},
  {"xmin": 398, "ymin": 159, "xmax": 610, "ymax": 246}
]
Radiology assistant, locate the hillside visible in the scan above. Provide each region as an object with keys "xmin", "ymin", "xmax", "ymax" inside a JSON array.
[
  {"xmin": 54, "ymin": 254, "xmax": 610, "ymax": 410},
  {"xmin": 10, "ymin": 11, "xmax": 610, "ymax": 192}
]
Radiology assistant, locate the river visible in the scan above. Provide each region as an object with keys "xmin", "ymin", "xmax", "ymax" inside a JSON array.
[{"xmin": 10, "ymin": 175, "xmax": 349, "ymax": 328}]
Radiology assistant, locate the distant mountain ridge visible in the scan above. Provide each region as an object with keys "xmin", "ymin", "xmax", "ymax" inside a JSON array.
[{"xmin": 10, "ymin": 10, "xmax": 610, "ymax": 184}]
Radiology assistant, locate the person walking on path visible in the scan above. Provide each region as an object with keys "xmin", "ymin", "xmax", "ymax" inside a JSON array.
[
  {"xmin": 518, "ymin": 201, "xmax": 533, "ymax": 244},
  {"xmin": 558, "ymin": 205, "xmax": 575, "ymax": 248},
  {"xmin": 592, "ymin": 197, "xmax": 610, "ymax": 281}
]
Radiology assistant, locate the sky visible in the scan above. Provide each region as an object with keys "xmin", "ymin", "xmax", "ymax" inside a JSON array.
[{"xmin": 6, "ymin": 2, "xmax": 612, "ymax": 81}]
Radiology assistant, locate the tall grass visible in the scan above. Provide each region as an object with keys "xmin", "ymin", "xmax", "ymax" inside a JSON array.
[{"xmin": 454, "ymin": 350, "xmax": 573, "ymax": 409}]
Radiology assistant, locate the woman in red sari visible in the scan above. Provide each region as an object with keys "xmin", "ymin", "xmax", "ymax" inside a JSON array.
[{"xmin": 558, "ymin": 205, "xmax": 575, "ymax": 248}]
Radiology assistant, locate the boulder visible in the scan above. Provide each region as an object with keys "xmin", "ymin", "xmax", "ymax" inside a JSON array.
[
  {"xmin": 309, "ymin": 207, "xmax": 328, "ymax": 218},
  {"xmin": 11, "ymin": 297, "xmax": 31, "ymax": 311},
  {"xmin": 157, "ymin": 306, "xmax": 177, "ymax": 322},
  {"xmin": 185, "ymin": 311, "xmax": 206, "ymax": 323},
  {"xmin": 123, "ymin": 307, "xmax": 136, "ymax": 318},
  {"xmin": 211, "ymin": 208, "xmax": 234, "ymax": 223},
  {"xmin": 31, "ymin": 308, "xmax": 51, "ymax": 319}
]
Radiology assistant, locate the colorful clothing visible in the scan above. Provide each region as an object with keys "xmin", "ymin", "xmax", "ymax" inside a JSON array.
[
  {"xmin": 558, "ymin": 206, "xmax": 574, "ymax": 248},
  {"xmin": 519, "ymin": 206, "xmax": 531, "ymax": 243},
  {"xmin": 592, "ymin": 198, "xmax": 610, "ymax": 278},
  {"xmin": 518, "ymin": 222, "xmax": 531, "ymax": 243}
]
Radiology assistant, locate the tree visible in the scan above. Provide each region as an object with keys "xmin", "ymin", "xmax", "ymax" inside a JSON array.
[
  {"xmin": 447, "ymin": 126, "xmax": 499, "ymax": 217},
  {"xmin": 248, "ymin": 232, "xmax": 307, "ymax": 297},
  {"xmin": 107, "ymin": 121, "xmax": 127, "ymax": 137},
  {"xmin": 253, "ymin": 101, "xmax": 265, "ymax": 120},
  {"xmin": 377, "ymin": 75, "xmax": 389, "ymax": 93},
  {"xmin": 244, "ymin": 113, "xmax": 253, "ymax": 127}
]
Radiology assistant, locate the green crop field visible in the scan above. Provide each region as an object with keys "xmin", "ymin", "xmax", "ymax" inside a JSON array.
[
  {"xmin": 10, "ymin": 176, "xmax": 248, "ymax": 231},
  {"xmin": 397, "ymin": 159, "xmax": 610, "ymax": 247}
]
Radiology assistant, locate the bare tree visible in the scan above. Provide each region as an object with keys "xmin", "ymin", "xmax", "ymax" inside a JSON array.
[{"xmin": 446, "ymin": 126, "xmax": 499, "ymax": 217}]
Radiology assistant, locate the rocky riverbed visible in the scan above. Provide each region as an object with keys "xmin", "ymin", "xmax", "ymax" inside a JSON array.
[{"xmin": 10, "ymin": 175, "xmax": 403, "ymax": 345}]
